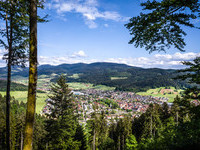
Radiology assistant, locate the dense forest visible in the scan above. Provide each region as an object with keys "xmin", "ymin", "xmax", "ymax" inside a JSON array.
[{"xmin": 0, "ymin": 62, "xmax": 191, "ymax": 92}]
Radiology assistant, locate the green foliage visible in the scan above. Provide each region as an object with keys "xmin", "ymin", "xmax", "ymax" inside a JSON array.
[
  {"xmin": 125, "ymin": 0, "xmax": 200, "ymax": 52},
  {"xmin": 175, "ymin": 57, "xmax": 200, "ymax": 100},
  {"xmin": 47, "ymin": 74, "xmax": 74, "ymax": 119},
  {"xmin": 0, "ymin": 94, "xmax": 47, "ymax": 150},
  {"xmin": 74, "ymin": 124, "xmax": 88, "ymax": 150},
  {"xmin": 0, "ymin": 0, "xmax": 48, "ymax": 66},
  {"xmin": 100, "ymin": 98, "xmax": 119, "ymax": 109},
  {"xmin": 86, "ymin": 111, "xmax": 109, "ymax": 150},
  {"xmin": 0, "ymin": 0, "xmax": 29, "ymax": 67},
  {"xmin": 45, "ymin": 75, "xmax": 82, "ymax": 149},
  {"xmin": 0, "ymin": 94, "xmax": 6, "ymax": 149},
  {"xmin": 125, "ymin": 134, "xmax": 138, "ymax": 150}
]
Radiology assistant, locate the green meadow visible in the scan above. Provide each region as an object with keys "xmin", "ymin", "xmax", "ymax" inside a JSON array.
[
  {"xmin": 0, "ymin": 91, "xmax": 48, "ymax": 114},
  {"xmin": 111, "ymin": 77, "xmax": 128, "ymax": 80},
  {"xmin": 0, "ymin": 81, "xmax": 115, "ymax": 113},
  {"xmin": 68, "ymin": 82, "xmax": 115, "ymax": 91},
  {"xmin": 137, "ymin": 87, "xmax": 184, "ymax": 102}
]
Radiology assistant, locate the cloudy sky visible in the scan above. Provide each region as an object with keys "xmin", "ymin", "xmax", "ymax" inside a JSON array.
[{"xmin": 0, "ymin": 0, "xmax": 200, "ymax": 68}]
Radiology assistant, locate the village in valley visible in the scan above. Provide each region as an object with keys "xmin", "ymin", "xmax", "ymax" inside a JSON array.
[{"xmin": 42, "ymin": 88, "xmax": 170, "ymax": 124}]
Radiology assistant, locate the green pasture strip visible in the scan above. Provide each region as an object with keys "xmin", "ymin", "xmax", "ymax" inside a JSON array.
[
  {"xmin": 0, "ymin": 91, "xmax": 48, "ymax": 114},
  {"xmin": 137, "ymin": 87, "xmax": 183, "ymax": 102}
]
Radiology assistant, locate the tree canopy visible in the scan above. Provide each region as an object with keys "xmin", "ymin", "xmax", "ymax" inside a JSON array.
[{"xmin": 125, "ymin": 0, "xmax": 200, "ymax": 52}]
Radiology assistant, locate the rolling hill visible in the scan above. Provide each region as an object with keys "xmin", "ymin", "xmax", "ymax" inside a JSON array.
[
  {"xmin": 0, "ymin": 62, "xmax": 190, "ymax": 92},
  {"xmin": 0, "ymin": 79, "xmax": 27, "ymax": 91}
]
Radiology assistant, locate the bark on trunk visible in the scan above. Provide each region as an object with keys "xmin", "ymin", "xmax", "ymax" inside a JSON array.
[
  {"xmin": 150, "ymin": 113, "xmax": 153, "ymax": 139},
  {"xmin": 118, "ymin": 135, "xmax": 120, "ymax": 150},
  {"xmin": 23, "ymin": 0, "xmax": 37, "ymax": 149},
  {"xmin": 6, "ymin": 2, "xmax": 14, "ymax": 149},
  {"xmin": 176, "ymin": 111, "xmax": 179, "ymax": 126},
  {"xmin": 20, "ymin": 130, "xmax": 23, "ymax": 150},
  {"xmin": 93, "ymin": 129, "xmax": 95, "ymax": 150},
  {"xmin": 122, "ymin": 135, "xmax": 124, "ymax": 150},
  {"xmin": 6, "ymin": 54, "xmax": 11, "ymax": 150}
]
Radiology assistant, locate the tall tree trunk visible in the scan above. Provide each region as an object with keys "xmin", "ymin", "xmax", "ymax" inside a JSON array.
[
  {"xmin": 93, "ymin": 129, "xmax": 95, "ymax": 150},
  {"xmin": 150, "ymin": 113, "xmax": 152, "ymax": 139},
  {"xmin": 6, "ymin": 1, "xmax": 14, "ymax": 148},
  {"xmin": 176, "ymin": 111, "xmax": 179, "ymax": 126},
  {"xmin": 20, "ymin": 130, "xmax": 23, "ymax": 150},
  {"xmin": 23, "ymin": 0, "xmax": 37, "ymax": 149},
  {"xmin": 118, "ymin": 135, "xmax": 120, "ymax": 150},
  {"xmin": 6, "ymin": 53, "xmax": 11, "ymax": 150},
  {"xmin": 122, "ymin": 135, "xmax": 124, "ymax": 150}
]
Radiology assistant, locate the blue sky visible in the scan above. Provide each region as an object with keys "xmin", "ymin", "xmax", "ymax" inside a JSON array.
[{"xmin": 0, "ymin": 0, "xmax": 200, "ymax": 68}]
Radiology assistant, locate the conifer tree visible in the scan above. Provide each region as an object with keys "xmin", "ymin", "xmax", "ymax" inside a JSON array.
[
  {"xmin": 45, "ymin": 75, "xmax": 80, "ymax": 150},
  {"xmin": 74, "ymin": 124, "xmax": 88, "ymax": 150},
  {"xmin": 0, "ymin": 1, "xmax": 29, "ymax": 149}
]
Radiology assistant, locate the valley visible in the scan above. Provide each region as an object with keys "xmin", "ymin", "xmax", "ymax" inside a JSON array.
[{"xmin": 0, "ymin": 62, "xmax": 188, "ymax": 115}]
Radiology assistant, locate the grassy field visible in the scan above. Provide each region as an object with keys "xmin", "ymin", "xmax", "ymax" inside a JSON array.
[
  {"xmin": 68, "ymin": 73, "xmax": 80, "ymax": 79},
  {"xmin": 0, "ymin": 82, "xmax": 114, "ymax": 113},
  {"xmin": 0, "ymin": 91, "xmax": 48, "ymax": 114},
  {"xmin": 68, "ymin": 82, "xmax": 115, "ymax": 91},
  {"xmin": 13, "ymin": 75, "xmax": 52, "ymax": 90},
  {"xmin": 137, "ymin": 87, "xmax": 183, "ymax": 102},
  {"xmin": 111, "ymin": 77, "xmax": 128, "ymax": 80}
]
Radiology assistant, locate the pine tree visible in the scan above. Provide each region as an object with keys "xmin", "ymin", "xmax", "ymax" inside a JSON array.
[
  {"xmin": 74, "ymin": 124, "xmax": 88, "ymax": 150},
  {"xmin": 45, "ymin": 75, "xmax": 80, "ymax": 150},
  {"xmin": 0, "ymin": 1, "xmax": 29, "ymax": 149},
  {"xmin": 47, "ymin": 75, "xmax": 74, "ymax": 119}
]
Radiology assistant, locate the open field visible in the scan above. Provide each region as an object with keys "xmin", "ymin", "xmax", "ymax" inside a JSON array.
[
  {"xmin": 137, "ymin": 87, "xmax": 184, "ymax": 102},
  {"xmin": 0, "ymin": 91, "xmax": 48, "ymax": 114},
  {"xmin": 0, "ymin": 82, "xmax": 115, "ymax": 113},
  {"xmin": 68, "ymin": 82, "xmax": 115, "ymax": 91},
  {"xmin": 68, "ymin": 73, "xmax": 80, "ymax": 79},
  {"xmin": 111, "ymin": 77, "xmax": 128, "ymax": 80}
]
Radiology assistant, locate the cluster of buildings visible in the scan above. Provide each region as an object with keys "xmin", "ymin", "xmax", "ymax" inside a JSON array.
[
  {"xmin": 43, "ymin": 89, "xmax": 170, "ymax": 123},
  {"xmin": 42, "ymin": 89, "xmax": 170, "ymax": 123}
]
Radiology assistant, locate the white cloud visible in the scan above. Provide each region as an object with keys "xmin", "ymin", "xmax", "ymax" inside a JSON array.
[
  {"xmin": 104, "ymin": 52, "xmax": 200, "ymax": 69},
  {"xmin": 71, "ymin": 50, "xmax": 87, "ymax": 57},
  {"xmin": 0, "ymin": 49, "xmax": 6, "ymax": 67},
  {"xmin": 36, "ymin": 52, "xmax": 200, "ymax": 69},
  {"xmin": 48, "ymin": 0, "xmax": 129, "ymax": 28},
  {"xmin": 0, "ymin": 49, "xmax": 6, "ymax": 54},
  {"xmin": 0, "ymin": 51, "xmax": 199, "ymax": 69},
  {"xmin": 104, "ymin": 24, "xmax": 109, "ymax": 27},
  {"xmin": 85, "ymin": 19, "xmax": 98, "ymax": 28},
  {"xmin": 38, "ymin": 55, "xmax": 95, "ymax": 66},
  {"xmin": 154, "ymin": 52, "xmax": 199, "ymax": 61}
]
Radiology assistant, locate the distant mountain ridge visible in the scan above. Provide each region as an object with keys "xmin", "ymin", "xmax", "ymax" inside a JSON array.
[{"xmin": 0, "ymin": 62, "xmax": 189, "ymax": 92}]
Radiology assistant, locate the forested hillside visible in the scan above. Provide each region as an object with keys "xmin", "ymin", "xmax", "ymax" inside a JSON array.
[
  {"xmin": 0, "ymin": 62, "xmax": 190, "ymax": 92},
  {"xmin": 0, "ymin": 80, "xmax": 27, "ymax": 91}
]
